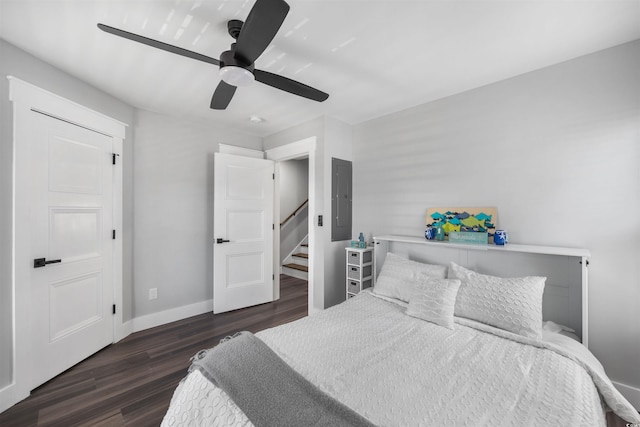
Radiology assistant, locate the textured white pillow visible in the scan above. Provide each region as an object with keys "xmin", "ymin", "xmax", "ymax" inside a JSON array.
[
  {"xmin": 448, "ymin": 262, "xmax": 546, "ymax": 339},
  {"xmin": 373, "ymin": 253, "xmax": 448, "ymax": 302},
  {"xmin": 542, "ymin": 320, "xmax": 575, "ymax": 334},
  {"xmin": 406, "ymin": 276, "xmax": 461, "ymax": 329}
]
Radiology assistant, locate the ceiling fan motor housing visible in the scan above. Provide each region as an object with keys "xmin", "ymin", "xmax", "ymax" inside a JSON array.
[
  {"xmin": 219, "ymin": 48, "xmax": 254, "ymax": 72},
  {"xmin": 219, "ymin": 48, "xmax": 255, "ymax": 87}
]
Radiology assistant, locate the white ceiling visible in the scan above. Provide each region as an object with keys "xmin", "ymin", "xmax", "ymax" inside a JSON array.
[{"xmin": 1, "ymin": 0, "xmax": 639, "ymax": 137}]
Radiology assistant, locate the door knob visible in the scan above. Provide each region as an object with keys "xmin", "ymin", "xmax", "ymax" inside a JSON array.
[
  {"xmin": 216, "ymin": 238, "xmax": 230, "ymax": 244},
  {"xmin": 33, "ymin": 258, "xmax": 62, "ymax": 268}
]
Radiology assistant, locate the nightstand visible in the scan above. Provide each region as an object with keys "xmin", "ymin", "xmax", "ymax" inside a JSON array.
[{"xmin": 345, "ymin": 247, "xmax": 374, "ymax": 299}]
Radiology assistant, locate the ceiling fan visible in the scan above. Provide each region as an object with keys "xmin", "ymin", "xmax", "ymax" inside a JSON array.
[{"xmin": 98, "ymin": 0, "xmax": 329, "ymax": 110}]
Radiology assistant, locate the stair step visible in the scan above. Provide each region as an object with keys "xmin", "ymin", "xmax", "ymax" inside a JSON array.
[
  {"xmin": 292, "ymin": 252, "xmax": 308, "ymax": 259},
  {"xmin": 283, "ymin": 263, "xmax": 308, "ymax": 272}
]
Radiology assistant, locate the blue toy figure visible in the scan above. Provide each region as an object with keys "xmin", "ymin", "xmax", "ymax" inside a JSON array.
[
  {"xmin": 494, "ymin": 230, "xmax": 508, "ymax": 245},
  {"xmin": 425, "ymin": 225, "xmax": 436, "ymax": 240}
]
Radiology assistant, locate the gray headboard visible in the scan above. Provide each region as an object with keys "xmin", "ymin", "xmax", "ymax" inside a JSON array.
[{"xmin": 373, "ymin": 235, "xmax": 590, "ymax": 346}]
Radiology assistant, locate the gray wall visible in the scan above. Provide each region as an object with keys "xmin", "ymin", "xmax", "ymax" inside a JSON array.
[
  {"xmin": 0, "ymin": 39, "xmax": 135, "ymax": 388},
  {"xmin": 132, "ymin": 109, "xmax": 261, "ymax": 317},
  {"xmin": 353, "ymin": 40, "xmax": 640, "ymax": 394}
]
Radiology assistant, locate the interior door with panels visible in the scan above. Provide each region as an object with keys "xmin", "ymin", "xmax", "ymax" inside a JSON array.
[
  {"xmin": 29, "ymin": 111, "xmax": 114, "ymax": 390},
  {"xmin": 213, "ymin": 152, "xmax": 275, "ymax": 313}
]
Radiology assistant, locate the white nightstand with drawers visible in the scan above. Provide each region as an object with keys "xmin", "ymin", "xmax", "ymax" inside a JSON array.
[{"xmin": 345, "ymin": 247, "xmax": 374, "ymax": 299}]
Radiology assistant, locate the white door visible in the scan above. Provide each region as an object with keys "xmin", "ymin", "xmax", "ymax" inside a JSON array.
[
  {"xmin": 29, "ymin": 111, "xmax": 114, "ymax": 389},
  {"xmin": 213, "ymin": 153, "xmax": 275, "ymax": 313}
]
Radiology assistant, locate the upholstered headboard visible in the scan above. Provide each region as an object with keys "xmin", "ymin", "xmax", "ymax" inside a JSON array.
[{"xmin": 373, "ymin": 235, "xmax": 590, "ymax": 346}]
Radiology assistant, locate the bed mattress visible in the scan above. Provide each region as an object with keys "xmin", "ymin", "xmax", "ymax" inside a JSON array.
[{"xmin": 161, "ymin": 290, "xmax": 639, "ymax": 427}]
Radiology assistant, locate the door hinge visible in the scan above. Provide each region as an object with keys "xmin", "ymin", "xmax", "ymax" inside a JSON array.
[
  {"xmin": 112, "ymin": 230, "xmax": 116, "ymax": 240},
  {"xmin": 272, "ymin": 173, "xmax": 275, "ymax": 180},
  {"xmin": 112, "ymin": 304, "xmax": 116, "ymax": 315},
  {"xmin": 273, "ymin": 274, "xmax": 275, "ymax": 280},
  {"xmin": 112, "ymin": 153, "xmax": 120, "ymax": 165},
  {"xmin": 272, "ymin": 224, "xmax": 275, "ymax": 230}
]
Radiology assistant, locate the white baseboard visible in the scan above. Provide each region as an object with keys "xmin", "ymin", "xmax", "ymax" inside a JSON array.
[
  {"xmin": 0, "ymin": 382, "xmax": 29, "ymax": 414},
  {"xmin": 115, "ymin": 320, "xmax": 133, "ymax": 342},
  {"xmin": 613, "ymin": 380, "xmax": 640, "ymax": 411},
  {"xmin": 132, "ymin": 299, "xmax": 213, "ymax": 333}
]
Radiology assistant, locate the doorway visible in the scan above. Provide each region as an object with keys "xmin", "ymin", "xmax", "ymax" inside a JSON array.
[
  {"xmin": 279, "ymin": 157, "xmax": 309, "ymax": 281},
  {"xmin": 266, "ymin": 137, "xmax": 318, "ymax": 314}
]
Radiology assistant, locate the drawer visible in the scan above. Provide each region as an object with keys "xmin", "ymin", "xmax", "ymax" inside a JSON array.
[
  {"xmin": 347, "ymin": 264, "xmax": 372, "ymax": 279},
  {"xmin": 348, "ymin": 278, "xmax": 372, "ymax": 294},
  {"xmin": 347, "ymin": 250, "xmax": 372, "ymax": 265},
  {"xmin": 347, "ymin": 280, "xmax": 360, "ymax": 294}
]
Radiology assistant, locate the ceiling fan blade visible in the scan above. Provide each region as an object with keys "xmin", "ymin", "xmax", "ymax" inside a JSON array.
[
  {"xmin": 210, "ymin": 81, "xmax": 238, "ymax": 110},
  {"xmin": 98, "ymin": 23, "xmax": 220, "ymax": 66},
  {"xmin": 254, "ymin": 70, "xmax": 329, "ymax": 102},
  {"xmin": 234, "ymin": 0, "xmax": 290, "ymax": 65}
]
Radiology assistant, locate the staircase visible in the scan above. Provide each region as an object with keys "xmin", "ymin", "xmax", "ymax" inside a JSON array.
[{"xmin": 282, "ymin": 240, "xmax": 308, "ymax": 280}]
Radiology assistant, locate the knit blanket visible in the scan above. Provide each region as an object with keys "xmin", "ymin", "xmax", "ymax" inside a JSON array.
[{"xmin": 190, "ymin": 331, "xmax": 375, "ymax": 427}]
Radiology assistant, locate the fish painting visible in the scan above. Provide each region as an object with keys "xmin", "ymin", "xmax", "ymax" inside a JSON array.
[
  {"xmin": 426, "ymin": 207, "xmax": 498, "ymax": 243},
  {"xmin": 443, "ymin": 222, "xmax": 461, "ymax": 234},
  {"xmin": 461, "ymin": 216, "xmax": 486, "ymax": 229}
]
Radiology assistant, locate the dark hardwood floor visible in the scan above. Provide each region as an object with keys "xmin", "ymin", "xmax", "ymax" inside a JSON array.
[{"xmin": 0, "ymin": 275, "xmax": 308, "ymax": 427}]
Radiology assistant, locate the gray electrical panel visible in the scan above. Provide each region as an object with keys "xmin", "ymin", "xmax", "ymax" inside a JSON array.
[{"xmin": 331, "ymin": 157, "xmax": 352, "ymax": 241}]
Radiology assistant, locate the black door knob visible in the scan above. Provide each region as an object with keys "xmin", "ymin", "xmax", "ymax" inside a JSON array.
[{"xmin": 33, "ymin": 258, "xmax": 62, "ymax": 268}]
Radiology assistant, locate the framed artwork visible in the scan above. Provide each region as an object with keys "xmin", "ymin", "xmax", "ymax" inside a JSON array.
[{"xmin": 426, "ymin": 207, "xmax": 498, "ymax": 243}]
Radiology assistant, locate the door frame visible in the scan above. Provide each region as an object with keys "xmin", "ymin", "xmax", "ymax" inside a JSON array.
[
  {"xmin": 2, "ymin": 77, "xmax": 126, "ymax": 411},
  {"xmin": 266, "ymin": 137, "xmax": 318, "ymax": 314}
]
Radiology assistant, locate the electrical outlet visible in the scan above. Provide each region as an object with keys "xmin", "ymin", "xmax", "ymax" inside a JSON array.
[{"xmin": 149, "ymin": 288, "xmax": 158, "ymax": 300}]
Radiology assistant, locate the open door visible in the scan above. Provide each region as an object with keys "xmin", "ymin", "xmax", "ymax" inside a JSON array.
[{"xmin": 213, "ymin": 153, "xmax": 275, "ymax": 313}]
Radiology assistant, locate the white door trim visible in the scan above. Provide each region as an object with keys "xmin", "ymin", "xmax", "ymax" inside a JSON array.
[
  {"xmin": 266, "ymin": 137, "xmax": 318, "ymax": 314},
  {"xmin": 1, "ymin": 76, "xmax": 126, "ymax": 412}
]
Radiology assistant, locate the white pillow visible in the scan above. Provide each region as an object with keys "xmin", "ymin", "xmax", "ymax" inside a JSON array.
[
  {"xmin": 373, "ymin": 253, "xmax": 447, "ymax": 302},
  {"xmin": 406, "ymin": 276, "xmax": 461, "ymax": 329},
  {"xmin": 448, "ymin": 262, "xmax": 546, "ymax": 339},
  {"xmin": 542, "ymin": 320, "xmax": 575, "ymax": 334}
]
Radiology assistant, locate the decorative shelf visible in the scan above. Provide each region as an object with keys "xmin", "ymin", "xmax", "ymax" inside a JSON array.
[{"xmin": 373, "ymin": 235, "xmax": 590, "ymax": 258}]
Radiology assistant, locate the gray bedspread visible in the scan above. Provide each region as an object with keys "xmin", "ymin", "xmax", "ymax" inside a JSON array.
[{"xmin": 191, "ymin": 331, "xmax": 375, "ymax": 427}]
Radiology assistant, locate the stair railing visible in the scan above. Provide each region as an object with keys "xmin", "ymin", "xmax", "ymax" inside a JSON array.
[{"xmin": 280, "ymin": 199, "xmax": 309, "ymax": 229}]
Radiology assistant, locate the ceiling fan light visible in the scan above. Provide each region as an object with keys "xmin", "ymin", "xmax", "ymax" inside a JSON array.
[{"xmin": 219, "ymin": 66, "xmax": 255, "ymax": 87}]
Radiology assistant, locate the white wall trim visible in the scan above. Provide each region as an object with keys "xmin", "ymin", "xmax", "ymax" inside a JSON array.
[
  {"xmin": 265, "ymin": 137, "xmax": 316, "ymax": 161},
  {"xmin": 7, "ymin": 76, "xmax": 127, "ymax": 138},
  {"xmin": 613, "ymin": 381, "xmax": 640, "ymax": 411},
  {"xmin": 131, "ymin": 299, "xmax": 213, "ymax": 333},
  {"xmin": 218, "ymin": 143, "xmax": 264, "ymax": 158},
  {"xmin": 0, "ymin": 383, "xmax": 25, "ymax": 414},
  {"xmin": 266, "ymin": 136, "xmax": 318, "ymax": 314}
]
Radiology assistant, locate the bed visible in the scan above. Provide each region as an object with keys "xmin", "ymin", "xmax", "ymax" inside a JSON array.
[{"xmin": 161, "ymin": 238, "xmax": 639, "ymax": 427}]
